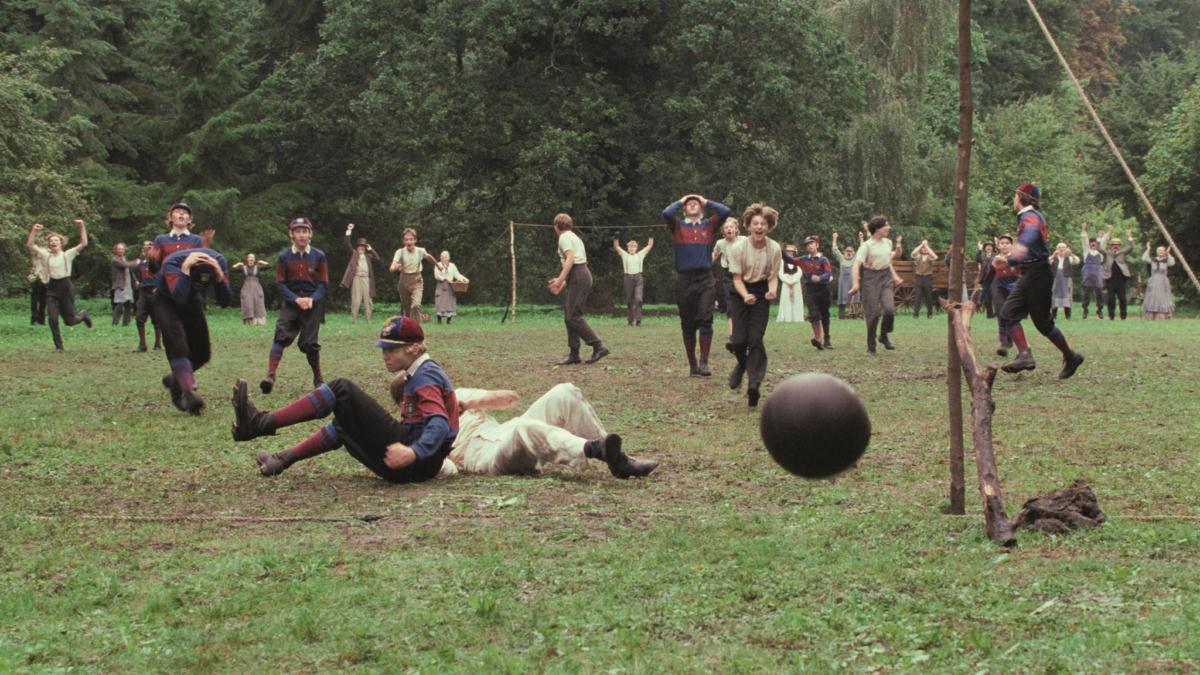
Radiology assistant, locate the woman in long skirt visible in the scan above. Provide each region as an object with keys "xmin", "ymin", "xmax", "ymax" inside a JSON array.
[
  {"xmin": 776, "ymin": 244, "xmax": 805, "ymax": 322},
  {"xmin": 1049, "ymin": 243, "xmax": 1079, "ymax": 320},
  {"xmin": 1141, "ymin": 243, "xmax": 1175, "ymax": 319},
  {"xmin": 232, "ymin": 253, "xmax": 270, "ymax": 325},
  {"xmin": 831, "ymin": 231, "xmax": 859, "ymax": 319},
  {"xmin": 433, "ymin": 250, "xmax": 469, "ymax": 324}
]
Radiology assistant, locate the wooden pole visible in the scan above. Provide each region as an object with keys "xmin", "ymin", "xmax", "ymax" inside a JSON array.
[
  {"xmin": 946, "ymin": 0, "xmax": 972, "ymax": 515},
  {"xmin": 509, "ymin": 220, "xmax": 517, "ymax": 324},
  {"xmin": 946, "ymin": 301, "xmax": 1017, "ymax": 547},
  {"xmin": 1024, "ymin": 0, "xmax": 1200, "ymax": 295}
]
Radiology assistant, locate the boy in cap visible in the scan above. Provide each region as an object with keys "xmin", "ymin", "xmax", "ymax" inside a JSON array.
[
  {"xmin": 153, "ymin": 203, "xmax": 210, "ymax": 260},
  {"xmin": 1097, "ymin": 227, "xmax": 1134, "ymax": 320},
  {"xmin": 662, "ymin": 193, "xmax": 732, "ymax": 376},
  {"xmin": 232, "ymin": 316, "xmax": 458, "ymax": 483},
  {"xmin": 796, "ymin": 235, "xmax": 834, "ymax": 350},
  {"xmin": 990, "ymin": 235, "xmax": 1020, "ymax": 355},
  {"xmin": 261, "ymin": 217, "xmax": 329, "ymax": 393},
  {"xmin": 997, "ymin": 183, "xmax": 1084, "ymax": 378},
  {"xmin": 154, "ymin": 247, "xmax": 232, "ymax": 413}
]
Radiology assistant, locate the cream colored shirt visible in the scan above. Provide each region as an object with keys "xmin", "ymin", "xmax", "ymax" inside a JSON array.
[
  {"xmin": 35, "ymin": 246, "xmax": 81, "ymax": 280},
  {"xmin": 713, "ymin": 236, "xmax": 746, "ymax": 270},
  {"xmin": 434, "ymin": 262, "xmax": 465, "ymax": 282},
  {"xmin": 392, "ymin": 246, "xmax": 427, "ymax": 273},
  {"xmin": 617, "ymin": 249, "xmax": 649, "ymax": 275},
  {"xmin": 727, "ymin": 237, "xmax": 782, "ymax": 284},
  {"xmin": 355, "ymin": 253, "xmax": 371, "ymax": 277},
  {"xmin": 853, "ymin": 237, "xmax": 895, "ymax": 271},
  {"xmin": 558, "ymin": 231, "xmax": 587, "ymax": 265}
]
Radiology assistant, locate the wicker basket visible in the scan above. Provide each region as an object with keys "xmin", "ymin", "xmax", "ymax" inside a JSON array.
[{"xmin": 450, "ymin": 280, "xmax": 470, "ymax": 294}]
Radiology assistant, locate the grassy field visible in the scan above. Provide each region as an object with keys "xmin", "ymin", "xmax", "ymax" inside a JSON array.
[{"xmin": 1, "ymin": 297, "xmax": 1198, "ymax": 672}]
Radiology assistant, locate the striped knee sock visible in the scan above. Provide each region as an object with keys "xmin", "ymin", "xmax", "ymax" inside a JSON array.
[
  {"xmin": 271, "ymin": 383, "xmax": 337, "ymax": 429},
  {"xmin": 267, "ymin": 342, "xmax": 283, "ymax": 376},
  {"xmin": 170, "ymin": 357, "xmax": 195, "ymax": 392},
  {"xmin": 289, "ymin": 422, "xmax": 341, "ymax": 460}
]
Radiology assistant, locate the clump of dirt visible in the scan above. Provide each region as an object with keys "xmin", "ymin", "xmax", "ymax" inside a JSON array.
[{"xmin": 1012, "ymin": 479, "xmax": 1106, "ymax": 534}]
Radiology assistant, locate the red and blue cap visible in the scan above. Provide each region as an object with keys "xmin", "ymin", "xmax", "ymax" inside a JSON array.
[
  {"xmin": 376, "ymin": 315, "xmax": 424, "ymax": 349},
  {"xmin": 169, "ymin": 202, "xmax": 192, "ymax": 214},
  {"xmin": 1016, "ymin": 183, "xmax": 1040, "ymax": 202},
  {"xmin": 289, "ymin": 217, "xmax": 314, "ymax": 231}
]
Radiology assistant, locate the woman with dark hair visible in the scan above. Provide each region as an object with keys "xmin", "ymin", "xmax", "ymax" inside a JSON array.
[
  {"xmin": 848, "ymin": 216, "xmax": 903, "ymax": 354},
  {"xmin": 549, "ymin": 213, "xmax": 608, "ymax": 365}
]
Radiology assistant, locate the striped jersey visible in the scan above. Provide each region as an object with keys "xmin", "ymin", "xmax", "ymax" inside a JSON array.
[
  {"xmin": 662, "ymin": 200, "xmax": 731, "ymax": 272},
  {"xmin": 275, "ymin": 245, "xmax": 329, "ymax": 305}
]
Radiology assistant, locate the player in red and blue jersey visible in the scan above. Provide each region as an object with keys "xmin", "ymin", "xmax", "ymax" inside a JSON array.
[
  {"xmin": 662, "ymin": 193, "xmax": 732, "ymax": 377},
  {"xmin": 152, "ymin": 203, "xmax": 209, "ymax": 261},
  {"xmin": 997, "ymin": 183, "xmax": 1084, "ymax": 379},
  {"xmin": 133, "ymin": 240, "xmax": 162, "ymax": 352},
  {"xmin": 796, "ymin": 235, "xmax": 834, "ymax": 350},
  {"xmin": 260, "ymin": 218, "xmax": 329, "ymax": 394},
  {"xmin": 232, "ymin": 316, "xmax": 458, "ymax": 483},
  {"xmin": 154, "ymin": 247, "xmax": 233, "ymax": 413}
]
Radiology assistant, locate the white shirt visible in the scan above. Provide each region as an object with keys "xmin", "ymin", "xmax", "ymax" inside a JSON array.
[
  {"xmin": 356, "ymin": 253, "xmax": 371, "ymax": 277},
  {"xmin": 853, "ymin": 237, "xmax": 895, "ymax": 271},
  {"xmin": 727, "ymin": 237, "xmax": 782, "ymax": 283},
  {"xmin": 713, "ymin": 236, "xmax": 746, "ymax": 270},
  {"xmin": 558, "ymin": 231, "xmax": 587, "ymax": 265},
  {"xmin": 617, "ymin": 248, "xmax": 649, "ymax": 275},
  {"xmin": 392, "ymin": 247, "xmax": 427, "ymax": 273},
  {"xmin": 35, "ymin": 246, "xmax": 81, "ymax": 280}
]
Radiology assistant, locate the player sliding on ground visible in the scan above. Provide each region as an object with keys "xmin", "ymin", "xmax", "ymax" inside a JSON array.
[
  {"xmin": 233, "ymin": 316, "xmax": 457, "ymax": 483},
  {"xmin": 437, "ymin": 384, "xmax": 658, "ymax": 480}
]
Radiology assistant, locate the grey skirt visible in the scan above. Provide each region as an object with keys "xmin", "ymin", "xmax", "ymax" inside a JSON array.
[{"xmin": 435, "ymin": 280, "xmax": 457, "ymax": 316}]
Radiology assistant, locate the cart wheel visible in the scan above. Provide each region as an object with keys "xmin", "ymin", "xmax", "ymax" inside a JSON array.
[{"xmin": 894, "ymin": 286, "xmax": 915, "ymax": 307}]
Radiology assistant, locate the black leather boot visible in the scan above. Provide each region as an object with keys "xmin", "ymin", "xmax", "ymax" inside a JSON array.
[{"xmin": 232, "ymin": 378, "xmax": 277, "ymax": 441}]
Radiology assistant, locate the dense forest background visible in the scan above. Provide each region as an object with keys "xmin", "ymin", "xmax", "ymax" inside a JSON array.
[{"xmin": 3, "ymin": 0, "xmax": 1199, "ymax": 306}]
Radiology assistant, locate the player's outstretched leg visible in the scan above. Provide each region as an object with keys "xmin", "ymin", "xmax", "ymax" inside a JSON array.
[
  {"xmin": 583, "ymin": 433, "xmax": 658, "ymax": 479},
  {"xmin": 256, "ymin": 423, "xmax": 341, "ymax": 477},
  {"xmin": 232, "ymin": 378, "xmax": 336, "ymax": 441}
]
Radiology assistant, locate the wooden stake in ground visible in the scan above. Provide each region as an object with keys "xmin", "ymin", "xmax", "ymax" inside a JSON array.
[
  {"xmin": 944, "ymin": 299, "xmax": 1017, "ymax": 547},
  {"xmin": 946, "ymin": 0, "xmax": 973, "ymax": 515},
  {"xmin": 509, "ymin": 220, "xmax": 517, "ymax": 324}
]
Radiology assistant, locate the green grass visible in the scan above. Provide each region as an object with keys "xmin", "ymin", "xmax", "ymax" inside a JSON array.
[{"xmin": 1, "ymin": 297, "xmax": 1198, "ymax": 671}]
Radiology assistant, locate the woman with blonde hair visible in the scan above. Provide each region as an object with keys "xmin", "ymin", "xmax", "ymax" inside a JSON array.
[
  {"xmin": 1049, "ymin": 242, "xmax": 1079, "ymax": 320},
  {"xmin": 433, "ymin": 250, "xmax": 469, "ymax": 324},
  {"xmin": 1141, "ymin": 242, "xmax": 1175, "ymax": 319},
  {"xmin": 26, "ymin": 220, "xmax": 93, "ymax": 350}
]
